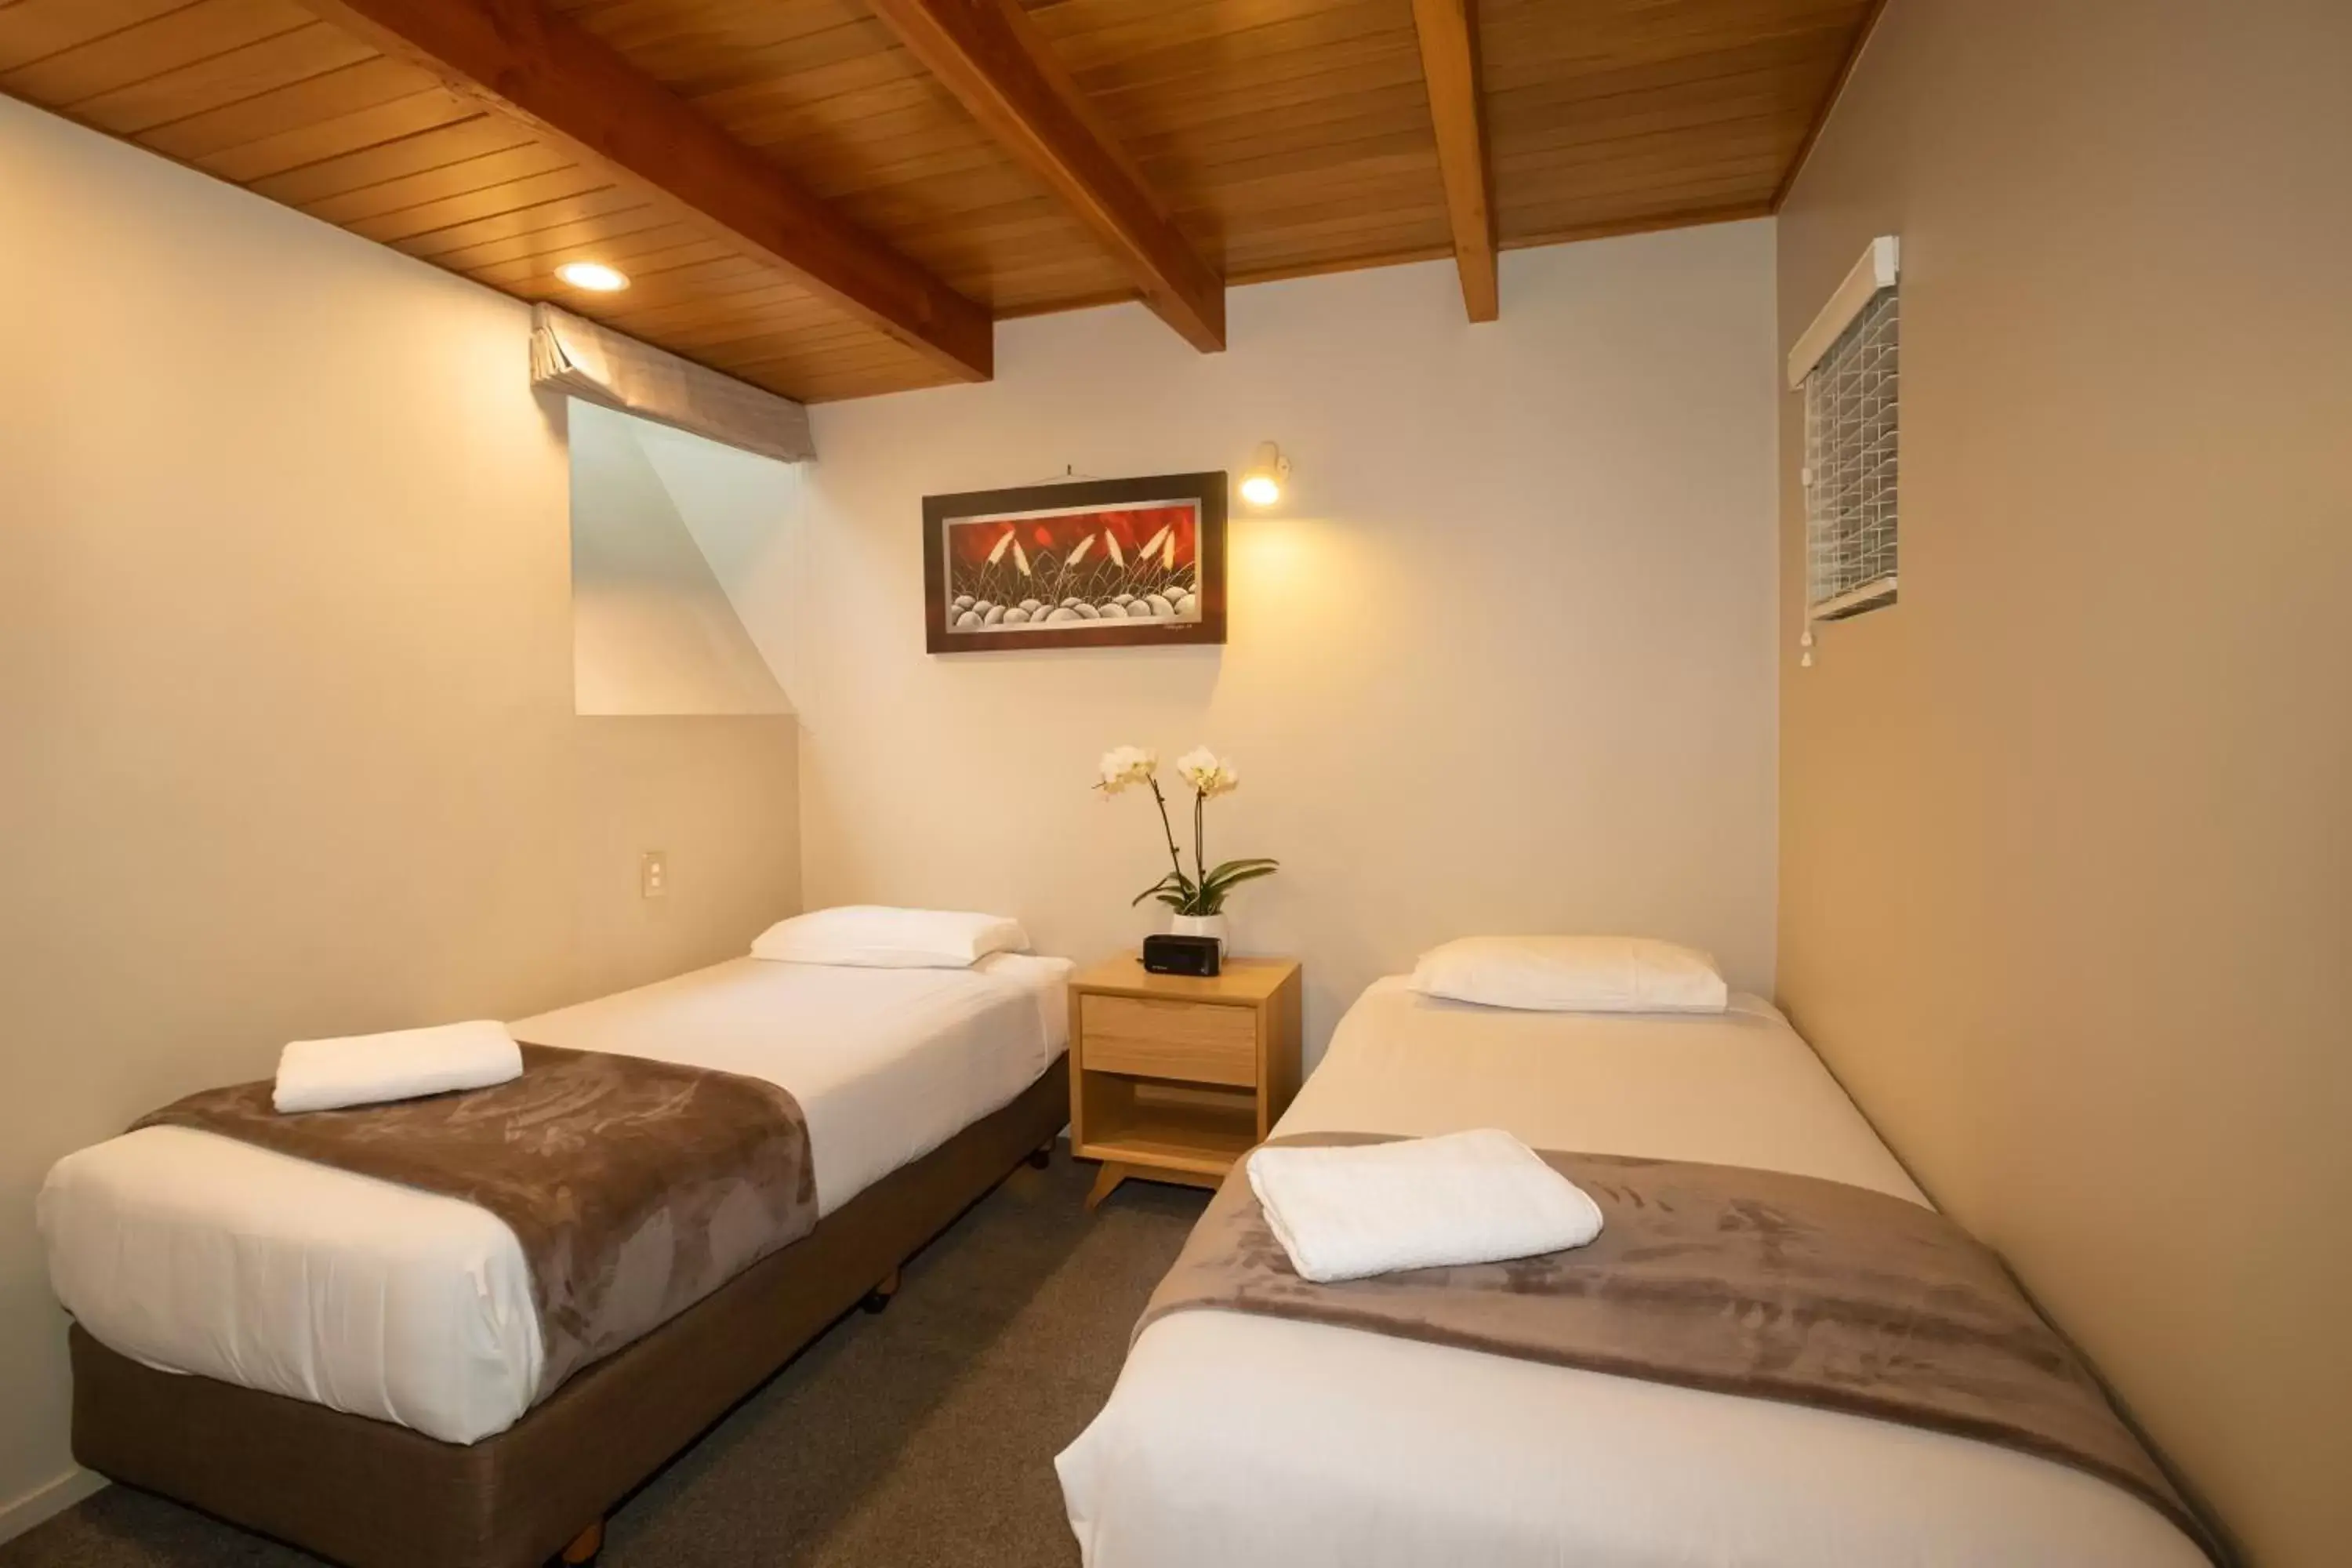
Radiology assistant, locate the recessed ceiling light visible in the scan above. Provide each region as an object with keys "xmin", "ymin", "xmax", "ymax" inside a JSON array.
[{"xmin": 556, "ymin": 261, "xmax": 630, "ymax": 292}]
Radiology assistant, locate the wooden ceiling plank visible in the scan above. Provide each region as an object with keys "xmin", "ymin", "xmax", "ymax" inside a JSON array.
[
  {"xmin": 1219, "ymin": 203, "xmax": 1453, "ymax": 267},
  {"xmin": 579, "ymin": 252, "xmax": 795, "ymax": 305},
  {"xmin": 1126, "ymin": 80, "xmax": 1432, "ymax": 165},
  {"xmin": 1771, "ymin": 0, "xmax": 1882, "ymax": 207},
  {"xmin": 293, "ymin": 135, "xmax": 574, "ymax": 222},
  {"xmin": 1479, "ymin": 0, "xmax": 1866, "ymax": 79},
  {"xmin": 0, "ymin": 1, "xmax": 201, "ymax": 74},
  {"xmin": 682, "ymin": 304, "xmax": 883, "ymax": 348},
  {"xmin": 862, "ymin": 0, "xmax": 1224, "ymax": 350},
  {"xmin": 1499, "ymin": 93, "xmax": 1814, "ymax": 162},
  {"xmin": 388, "ymin": 181, "xmax": 646, "ymax": 258},
  {"xmin": 619, "ymin": 289, "xmax": 849, "ymax": 342},
  {"xmin": 4, "ymin": 0, "xmax": 319, "ymax": 104},
  {"xmin": 1500, "ymin": 195, "xmax": 1773, "ymax": 252},
  {"xmin": 1227, "ymin": 238, "xmax": 1456, "ymax": 291},
  {"xmin": 695, "ymin": 317, "xmax": 905, "ymax": 360},
  {"xmin": 137, "ymin": 56, "xmax": 441, "ymax": 159},
  {"xmin": 1171, "ymin": 125, "xmax": 1438, "ymax": 195},
  {"xmin": 1062, "ymin": 4, "xmax": 1415, "ymax": 100},
  {"xmin": 568, "ymin": 0, "xmax": 869, "ymax": 85},
  {"xmin": 1033, "ymin": 0, "xmax": 1350, "ymax": 73},
  {"xmin": 1498, "ymin": 162, "xmax": 1785, "ymax": 223},
  {"xmin": 694, "ymin": 41, "xmax": 933, "ymax": 133},
  {"xmin": 1508, "ymin": 183, "xmax": 1784, "ymax": 238},
  {"xmin": 440, "ymin": 211, "xmax": 699, "ymax": 274},
  {"xmin": 249, "ymin": 113, "xmax": 533, "ymax": 204},
  {"xmin": 299, "ymin": 0, "xmax": 994, "ymax": 379},
  {"xmin": 1176, "ymin": 157, "xmax": 1443, "ymax": 223},
  {"xmin": 654, "ymin": 309, "xmax": 901, "ymax": 361},
  {"xmin": 595, "ymin": 12, "xmax": 891, "ymax": 100},
  {"xmin": 1498, "ymin": 121, "xmax": 1797, "ymax": 183},
  {"xmin": 71, "ymin": 21, "xmax": 374, "ymax": 136},
  {"xmin": 1406, "ymin": 0, "xmax": 1493, "ymax": 321},
  {"xmin": 189, "ymin": 85, "xmax": 474, "ymax": 181},
  {"xmin": 1106, "ymin": 48, "xmax": 1428, "ymax": 145},
  {"xmin": 1486, "ymin": 31, "xmax": 1849, "ymax": 118},
  {"xmin": 343, "ymin": 164, "xmax": 612, "ymax": 242}
]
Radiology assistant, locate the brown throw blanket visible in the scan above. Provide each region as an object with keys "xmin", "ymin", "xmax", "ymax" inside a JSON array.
[
  {"xmin": 136, "ymin": 1044, "xmax": 818, "ymax": 1405},
  {"xmin": 1142, "ymin": 1134, "xmax": 2223, "ymax": 1565}
]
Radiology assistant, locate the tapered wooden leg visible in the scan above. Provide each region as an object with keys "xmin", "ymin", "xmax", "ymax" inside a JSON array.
[
  {"xmin": 1085, "ymin": 1160, "xmax": 1132, "ymax": 1212},
  {"xmin": 558, "ymin": 1519, "xmax": 603, "ymax": 1565},
  {"xmin": 860, "ymin": 1265, "xmax": 902, "ymax": 1313}
]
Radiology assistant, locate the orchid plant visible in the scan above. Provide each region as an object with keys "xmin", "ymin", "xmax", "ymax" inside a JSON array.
[{"xmin": 1095, "ymin": 746, "xmax": 1278, "ymax": 917}]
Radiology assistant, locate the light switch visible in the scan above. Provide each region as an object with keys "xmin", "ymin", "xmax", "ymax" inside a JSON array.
[{"xmin": 641, "ymin": 851, "xmax": 669, "ymax": 899}]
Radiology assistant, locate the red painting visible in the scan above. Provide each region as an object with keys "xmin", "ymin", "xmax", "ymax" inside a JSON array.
[{"xmin": 922, "ymin": 474, "xmax": 1226, "ymax": 652}]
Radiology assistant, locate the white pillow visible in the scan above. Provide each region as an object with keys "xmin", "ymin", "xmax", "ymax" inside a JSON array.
[
  {"xmin": 750, "ymin": 906, "xmax": 1029, "ymax": 969},
  {"xmin": 1408, "ymin": 936, "xmax": 1728, "ymax": 1014}
]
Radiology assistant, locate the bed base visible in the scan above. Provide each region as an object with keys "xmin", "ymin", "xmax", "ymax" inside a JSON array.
[{"xmin": 68, "ymin": 1057, "xmax": 1070, "ymax": 1568}]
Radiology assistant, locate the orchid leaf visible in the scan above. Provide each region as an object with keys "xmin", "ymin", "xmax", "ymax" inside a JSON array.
[{"xmin": 1131, "ymin": 869, "xmax": 1196, "ymax": 908}]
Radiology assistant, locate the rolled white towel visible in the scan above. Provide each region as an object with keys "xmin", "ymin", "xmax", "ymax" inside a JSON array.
[
  {"xmin": 274, "ymin": 1020, "xmax": 524, "ymax": 1113},
  {"xmin": 1245, "ymin": 1129, "xmax": 1604, "ymax": 1284}
]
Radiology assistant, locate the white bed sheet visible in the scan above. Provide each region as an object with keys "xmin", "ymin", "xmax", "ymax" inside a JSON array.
[
  {"xmin": 1056, "ymin": 980, "xmax": 2205, "ymax": 1568},
  {"xmin": 39, "ymin": 953, "xmax": 1070, "ymax": 1446}
]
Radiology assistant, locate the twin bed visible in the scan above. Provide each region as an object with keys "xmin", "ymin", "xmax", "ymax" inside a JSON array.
[
  {"xmin": 40, "ymin": 942, "xmax": 1073, "ymax": 1566},
  {"xmin": 1058, "ymin": 978, "xmax": 2215, "ymax": 1568},
  {"xmin": 37, "ymin": 923, "xmax": 2214, "ymax": 1568}
]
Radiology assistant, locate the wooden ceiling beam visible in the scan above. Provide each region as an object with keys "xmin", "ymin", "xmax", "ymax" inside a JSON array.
[
  {"xmin": 297, "ymin": 0, "xmax": 994, "ymax": 380},
  {"xmin": 1409, "ymin": 0, "xmax": 1498, "ymax": 322},
  {"xmin": 862, "ymin": 0, "xmax": 1225, "ymax": 352}
]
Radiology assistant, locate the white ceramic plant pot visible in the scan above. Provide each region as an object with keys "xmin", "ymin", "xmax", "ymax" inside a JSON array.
[{"xmin": 1169, "ymin": 912, "xmax": 1229, "ymax": 950}]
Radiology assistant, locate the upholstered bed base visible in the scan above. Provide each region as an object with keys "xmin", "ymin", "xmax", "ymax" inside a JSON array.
[{"xmin": 70, "ymin": 1057, "xmax": 1070, "ymax": 1568}]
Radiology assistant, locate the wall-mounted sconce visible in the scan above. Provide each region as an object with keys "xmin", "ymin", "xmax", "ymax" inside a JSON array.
[{"xmin": 1239, "ymin": 442, "xmax": 1290, "ymax": 507}]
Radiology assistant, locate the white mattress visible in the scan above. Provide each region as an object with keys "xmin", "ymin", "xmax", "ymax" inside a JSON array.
[
  {"xmin": 1057, "ymin": 981, "xmax": 2206, "ymax": 1568},
  {"xmin": 39, "ymin": 953, "xmax": 1070, "ymax": 1445}
]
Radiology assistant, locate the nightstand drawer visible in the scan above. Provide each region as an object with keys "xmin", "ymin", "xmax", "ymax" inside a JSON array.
[{"xmin": 1080, "ymin": 995, "xmax": 1257, "ymax": 1087}]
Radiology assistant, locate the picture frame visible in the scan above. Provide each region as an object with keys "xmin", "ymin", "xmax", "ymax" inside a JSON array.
[{"xmin": 922, "ymin": 472, "xmax": 1227, "ymax": 654}]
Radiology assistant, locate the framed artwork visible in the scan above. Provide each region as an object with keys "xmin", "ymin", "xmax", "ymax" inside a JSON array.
[{"xmin": 922, "ymin": 471, "xmax": 1227, "ymax": 653}]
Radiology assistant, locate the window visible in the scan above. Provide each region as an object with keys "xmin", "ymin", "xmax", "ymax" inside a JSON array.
[{"xmin": 1790, "ymin": 236, "xmax": 1900, "ymax": 624}]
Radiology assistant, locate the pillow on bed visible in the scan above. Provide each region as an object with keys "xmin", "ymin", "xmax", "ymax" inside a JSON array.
[
  {"xmin": 750, "ymin": 906, "xmax": 1029, "ymax": 969},
  {"xmin": 1409, "ymin": 936, "xmax": 1728, "ymax": 1013}
]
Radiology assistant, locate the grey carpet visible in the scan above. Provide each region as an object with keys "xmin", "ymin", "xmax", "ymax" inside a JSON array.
[{"xmin": 2, "ymin": 1152, "xmax": 1207, "ymax": 1568}]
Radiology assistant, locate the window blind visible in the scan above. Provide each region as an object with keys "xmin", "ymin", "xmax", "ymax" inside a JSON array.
[{"xmin": 1802, "ymin": 285, "xmax": 1900, "ymax": 619}]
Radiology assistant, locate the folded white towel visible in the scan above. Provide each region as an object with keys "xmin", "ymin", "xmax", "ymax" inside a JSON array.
[
  {"xmin": 1245, "ymin": 1129, "xmax": 1605, "ymax": 1284},
  {"xmin": 273, "ymin": 1021, "xmax": 525, "ymax": 1113}
]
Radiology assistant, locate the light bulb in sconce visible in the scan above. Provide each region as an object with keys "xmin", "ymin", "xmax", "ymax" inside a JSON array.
[{"xmin": 1239, "ymin": 441, "xmax": 1290, "ymax": 506}]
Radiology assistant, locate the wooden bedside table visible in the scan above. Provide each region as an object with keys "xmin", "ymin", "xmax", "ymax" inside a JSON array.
[{"xmin": 1069, "ymin": 953, "xmax": 1303, "ymax": 1210}]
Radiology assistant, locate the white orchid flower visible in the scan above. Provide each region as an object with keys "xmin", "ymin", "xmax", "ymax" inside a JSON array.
[
  {"xmin": 1176, "ymin": 746, "xmax": 1240, "ymax": 797},
  {"xmin": 1095, "ymin": 745, "xmax": 1158, "ymax": 795}
]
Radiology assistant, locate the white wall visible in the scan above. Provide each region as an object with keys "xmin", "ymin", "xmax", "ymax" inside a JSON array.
[
  {"xmin": 779, "ymin": 222, "xmax": 1781, "ymax": 1059},
  {"xmin": 569, "ymin": 399, "xmax": 794, "ymax": 716},
  {"xmin": 0, "ymin": 95, "xmax": 799, "ymax": 1537}
]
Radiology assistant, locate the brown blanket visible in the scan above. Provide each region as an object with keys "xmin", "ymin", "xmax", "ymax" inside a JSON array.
[
  {"xmin": 136, "ymin": 1044, "xmax": 818, "ymax": 1404},
  {"xmin": 1142, "ymin": 1134, "xmax": 2222, "ymax": 1564}
]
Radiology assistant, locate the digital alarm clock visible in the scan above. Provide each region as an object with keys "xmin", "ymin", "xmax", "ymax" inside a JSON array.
[{"xmin": 1140, "ymin": 933, "xmax": 1222, "ymax": 978}]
